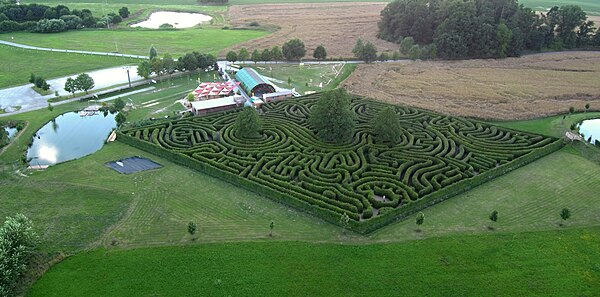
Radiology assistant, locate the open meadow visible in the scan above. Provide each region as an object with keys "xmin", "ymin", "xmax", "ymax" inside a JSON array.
[
  {"xmin": 227, "ymin": 2, "xmax": 398, "ymax": 58},
  {"xmin": 344, "ymin": 51, "xmax": 600, "ymax": 120},
  {"xmin": 0, "ymin": 28, "xmax": 266, "ymax": 57},
  {"xmin": 0, "ymin": 45, "xmax": 140, "ymax": 88}
]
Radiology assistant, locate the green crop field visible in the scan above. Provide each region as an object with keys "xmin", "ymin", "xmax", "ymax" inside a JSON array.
[
  {"xmin": 0, "ymin": 45, "xmax": 140, "ymax": 88},
  {"xmin": 0, "ymin": 28, "xmax": 267, "ymax": 57},
  {"xmin": 119, "ymin": 94, "xmax": 562, "ymax": 233},
  {"xmin": 28, "ymin": 227, "xmax": 600, "ymax": 297},
  {"xmin": 521, "ymin": 0, "xmax": 600, "ymax": 15}
]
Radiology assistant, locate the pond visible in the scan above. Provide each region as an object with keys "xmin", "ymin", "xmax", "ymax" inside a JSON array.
[
  {"xmin": 27, "ymin": 112, "xmax": 116, "ymax": 166},
  {"xmin": 578, "ymin": 118, "xmax": 600, "ymax": 144},
  {"xmin": 4, "ymin": 127, "xmax": 17, "ymax": 138},
  {"xmin": 131, "ymin": 11, "xmax": 212, "ymax": 29}
]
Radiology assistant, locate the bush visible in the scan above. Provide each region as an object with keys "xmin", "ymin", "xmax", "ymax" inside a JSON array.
[
  {"xmin": 0, "ymin": 214, "xmax": 37, "ymax": 296},
  {"xmin": 35, "ymin": 18, "xmax": 67, "ymax": 33}
]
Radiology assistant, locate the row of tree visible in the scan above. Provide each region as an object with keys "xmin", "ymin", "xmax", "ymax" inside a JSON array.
[
  {"xmin": 378, "ymin": 0, "xmax": 600, "ymax": 59},
  {"xmin": 0, "ymin": 3, "xmax": 129, "ymax": 33},
  {"xmin": 225, "ymin": 39, "xmax": 329, "ymax": 63},
  {"xmin": 137, "ymin": 47, "xmax": 218, "ymax": 79}
]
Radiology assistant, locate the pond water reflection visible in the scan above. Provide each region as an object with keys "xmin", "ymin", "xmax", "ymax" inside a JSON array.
[
  {"xmin": 578, "ymin": 118, "xmax": 600, "ymax": 144},
  {"xmin": 27, "ymin": 112, "xmax": 116, "ymax": 166}
]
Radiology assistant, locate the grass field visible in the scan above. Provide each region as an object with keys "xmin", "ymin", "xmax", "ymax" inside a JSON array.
[
  {"xmin": 252, "ymin": 63, "xmax": 356, "ymax": 94},
  {"xmin": 344, "ymin": 51, "xmax": 600, "ymax": 120},
  {"xmin": 0, "ymin": 45, "xmax": 140, "ymax": 88},
  {"xmin": 28, "ymin": 227, "xmax": 600, "ymax": 297},
  {"xmin": 522, "ymin": 0, "xmax": 600, "ymax": 15},
  {"xmin": 0, "ymin": 28, "xmax": 267, "ymax": 57}
]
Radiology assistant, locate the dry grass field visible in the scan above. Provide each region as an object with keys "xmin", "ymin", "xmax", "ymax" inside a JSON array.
[
  {"xmin": 226, "ymin": 2, "xmax": 398, "ymax": 58},
  {"xmin": 343, "ymin": 51, "xmax": 600, "ymax": 120}
]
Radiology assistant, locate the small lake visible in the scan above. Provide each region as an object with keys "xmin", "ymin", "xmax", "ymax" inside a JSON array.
[
  {"xmin": 131, "ymin": 11, "xmax": 212, "ymax": 29},
  {"xmin": 27, "ymin": 112, "xmax": 116, "ymax": 166},
  {"xmin": 578, "ymin": 118, "xmax": 600, "ymax": 144},
  {"xmin": 4, "ymin": 127, "xmax": 17, "ymax": 138}
]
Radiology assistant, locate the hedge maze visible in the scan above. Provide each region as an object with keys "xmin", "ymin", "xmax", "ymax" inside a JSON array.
[{"xmin": 119, "ymin": 94, "xmax": 562, "ymax": 233}]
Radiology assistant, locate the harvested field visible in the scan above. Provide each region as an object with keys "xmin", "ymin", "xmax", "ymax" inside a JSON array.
[
  {"xmin": 343, "ymin": 52, "xmax": 600, "ymax": 120},
  {"xmin": 226, "ymin": 2, "xmax": 398, "ymax": 58}
]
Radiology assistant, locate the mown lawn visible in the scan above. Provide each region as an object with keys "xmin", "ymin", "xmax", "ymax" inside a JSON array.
[
  {"xmin": 0, "ymin": 45, "xmax": 139, "ymax": 88},
  {"xmin": 0, "ymin": 28, "xmax": 266, "ymax": 57},
  {"xmin": 28, "ymin": 227, "xmax": 600, "ymax": 297},
  {"xmin": 252, "ymin": 63, "xmax": 356, "ymax": 94}
]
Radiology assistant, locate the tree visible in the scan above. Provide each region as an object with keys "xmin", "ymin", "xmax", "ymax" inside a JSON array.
[
  {"xmin": 261, "ymin": 48, "xmax": 272, "ymax": 62},
  {"xmin": 187, "ymin": 92, "xmax": 195, "ymax": 102},
  {"xmin": 137, "ymin": 60, "xmax": 152, "ymax": 79},
  {"xmin": 226, "ymin": 50, "xmax": 238, "ymax": 63},
  {"xmin": 400, "ymin": 37, "xmax": 415, "ymax": 55},
  {"xmin": 149, "ymin": 46, "xmax": 158, "ymax": 60},
  {"xmin": 113, "ymin": 98, "xmax": 126, "ymax": 111},
  {"xmin": 150, "ymin": 58, "xmax": 164, "ymax": 76},
  {"xmin": 181, "ymin": 53, "xmax": 198, "ymax": 72},
  {"xmin": 187, "ymin": 221, "xmax": 197, "ymax": 236},
  {"xmin": 560, "ymin": 208, "xmax": 571, "ymax": 225},
  {"xmin": 162, "ymin": 53, "xmax": 175, "ymax": 74},
  {"xmin": 115, "ymin": 112, "xmax": 126, "ymax": 126},
  {"xmin": 282, "ymin": 38, "xmax": 306, "ymax": 61},
  {"xmin": 555, "ymin": 5, "xmax": 587, "ymax": 48},
  {"xmin": 585, "ymin": 103, "xmax": 590, "ymax": 112},
  {"xmin": 251, "ymin": 49, "xmax": 261, "ymax": 64},
  {"xmin": 47, "ymin": 103, "xmax": 53, "ymax": 112},
  {"xmin": 308, "ymin": 89, "xmax": 355, "ymax": 143},
  {"xmin": 271, "ymin": 46, "xmax": 283, "ymax": 63},
  {"xmin": 362, "ymin": 42, "xmax": 378, "ymax": 63},
  {"xmin": 118, "ymin": 7, "xmax": 130, "ymax": 19},
  {"xmin": 415, "ymin": 212, "xmax": 424, "ymax": 231},
  {"xmin": 313, "ymin": 45, "xmax": 327, "ymax": 61},
  {"xmin": 408, "ymin": 44, "xmax": 421, "ymax": 60},
  {"xmin": 569, "ymin": 106, "xmax": 575, "ymax": 114},
  {"xmin": 238, "ymin": 47, "xmax": 249, "ymax": 62},
  {"xmin": 372, "ymin": 107, "xmax": 402, "ymax": 144},
  {"xmin": 64, "ymin": 77, "xmax": 78, "ymax": 96},
  {"xmin": 496, "ymin": 23, "xmax": 513, "ymax": 58},
  {"xmin": 269, "ymin": 221, "xmax": 274, "ymax": 237},
  {"xmin": 352, "ymin": 38, "xmax": 364, "ymax": 59},
  {"xmin": 0, "ymin": 214, "xmax": 37, "ymax": 297},
  {"xmin": 234, "ymin": 107, "xmax": 262, "ymax": 139},
  {"xmin": 339, "ymin": 212, "xmax": 350, "ymax": 234},
  {"xmin": 75, "ymin": 73, "xmax": 94, "ymax": 94},
  {"xmin": 489, "ymin": 210, "xmax": 498, "ymax": 229}
]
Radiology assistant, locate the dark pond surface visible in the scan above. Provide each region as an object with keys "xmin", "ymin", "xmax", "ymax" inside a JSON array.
[
  {"xmin": 578, "ymin": 119, "xmax": 600, "ymax": 143},
  {"xmin": 27, "ymin": 111, "xmax": 116, "ymax": 166}
]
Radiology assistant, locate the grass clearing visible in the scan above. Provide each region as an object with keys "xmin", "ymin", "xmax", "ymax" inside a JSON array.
[
  {"xmin": 0, "ymin": 28, "xmax": 267, "ymax": 57},
  {"xmin": 251, "ymin": 63, "xmax": 356, "ymax": 94},
  {"xmin": 28, "ymin": 227, "xmax": 600, "ymax": 297},
  {"xmin": 344, "ymin": 51, "xmax": 600, "ymax": 120},
  {"xmin": 0, "ymin": 45, "xmax": 139, "ymax": 88}
]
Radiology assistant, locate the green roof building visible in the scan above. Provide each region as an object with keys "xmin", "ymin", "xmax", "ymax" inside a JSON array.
[{"xmin": 235, "ymin": 67, "xmax": 276, "ymax": 97}]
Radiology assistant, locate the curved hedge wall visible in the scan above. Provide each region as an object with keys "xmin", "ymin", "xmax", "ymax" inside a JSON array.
[{"xmin": 119, "ymin": 94, "xmax": 563, "ymax": 233}]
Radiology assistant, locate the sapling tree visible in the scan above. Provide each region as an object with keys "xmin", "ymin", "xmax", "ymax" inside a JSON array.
[
  {"xmin": 339, "ymin": 212, "xmax": 350, "ymax": 234},
  {"xmin": 187, "ymin": 221, "xmax": 197, "ymax": 236},
  {"xmin": 489, "ymin": 210, "xmax": 498, "ymax": 230},
  {"xmin": 269, "ymin": 221, "xmax": 274, "ymax": 237},
  {"xmin": 415, "ymin": 212, "xmax": 425, "ymax": 232},
  {"xmin": 560, "ymin": 208, "xmax": 571, "ymax": 226}
]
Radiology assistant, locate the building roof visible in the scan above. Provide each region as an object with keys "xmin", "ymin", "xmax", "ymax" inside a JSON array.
[
  {"xmin": 194, "ymin": 82, "xmax": 240, "ymax": 98},
  {"xmin": 263, "ymin": 90, "xmax": 293, "ymax": 99},
  {"xmin": 235, "ymin": 67, "xmax": 272, "ymax": 93},
  {"xmin": 190, "ymin": 95, "xmax": 242, "ymax": 111}
]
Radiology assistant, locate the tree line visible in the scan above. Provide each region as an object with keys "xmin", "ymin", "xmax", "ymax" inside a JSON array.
[
  {"xmin": 378, "ymin": 0, "xmax": 600, "ymax": 59},
  {"xmin": 225, "ymin": 39, "xmax": 328, "ymax": 63},
  {"xmin": 0, "ymin": 2, "xmax": 130, "ymax": 33},
  {"xmin": 136, "ymin": 46, "xmax": 218, "ymax": 79}
]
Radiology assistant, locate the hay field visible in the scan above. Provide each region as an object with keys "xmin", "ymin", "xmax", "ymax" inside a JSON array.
[
  {"xmin": 343, "ymin": 52, "xmax": 600, "ymax": 120},
  {"xmin": 226, "ymin": 2, "xmax": 398, "ymax": 58}
]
